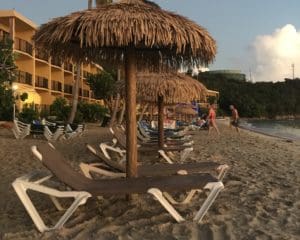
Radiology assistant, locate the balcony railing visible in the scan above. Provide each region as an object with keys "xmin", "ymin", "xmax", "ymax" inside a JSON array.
[
  {"xmin": 64, "ymin": 84, "xmax": 73, "ymax": 94},
  {"xmin": 0, "ymin": 29, "xmax": 10, "ymax": 42},
  {"xmin": 16, "ymin": 70, "xmax": 32, "ymax": 85},
  {"xmin": 15, "ymin": 37, "xmax": 33, "ymax": 55},
  {"xmin": 64, "ymin": 62, "xmax": 73, "ymax": 72},
  {"xmin": 35, "ymin": 76, "xmax": 48, "ymax": 89},
  {"xmin": 83, "ymin": 71, "xmax": 91, "ymax": 79},
  {"xmin": 83, "ymin": 89, "xmax": 89, "ymax": 98},
  {"xmin": 51, "ymin": 80, "xmax": 62, "ymax": 92},
  {"xmin": 51, "ymin": 57, "xmax": 61, "ymax": 67},
  {"xmin": 90, "ymin": 91, "xmax": 95, "ymax": 99},
  {"xmin": 35, "ymin": 49, "xmax": 49, "ymax": 62}
]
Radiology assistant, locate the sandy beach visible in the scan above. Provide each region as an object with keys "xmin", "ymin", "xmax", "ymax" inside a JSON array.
[{"xmin": 0, "ymin": 121, "xmax": 299, "ymax": 240}]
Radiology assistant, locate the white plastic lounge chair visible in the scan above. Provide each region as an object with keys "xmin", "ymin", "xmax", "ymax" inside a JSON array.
[
  {"xmin": 45, "ymin": 120, "xmax": 56, "ymax": 127},
  {"xmin": 43, "ymin": 125, "xmax": 64, "ymax": 141},
  {"xmin": 64, "ymin": 124, "xmax": 84, "ymax": 139},
  {"xmin": 12, "ymin": 119, "xmax": 31, "ymax": 139},
  {"xmin": 12, "ymin": 143, "xmax": 224, "ymax": 232}
]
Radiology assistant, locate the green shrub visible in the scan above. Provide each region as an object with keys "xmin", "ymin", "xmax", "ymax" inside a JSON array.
[
  {"xmin": 40, "ymin": 107, "xmax": 50, "ymax": 119},
  {"xmin": 49, "ymin": 97, "xmax": 70, "ymax": 121},
  {"xmin": 0, "ymin": 87, "xmax": 13, "ymax": 120},
  {"xmin": 18, "ymin": 105, "xmax": 39, "ymax": 123},
  {"xmin": 77, "ymin": 101, "xmax": 108, "ymax": 123}
]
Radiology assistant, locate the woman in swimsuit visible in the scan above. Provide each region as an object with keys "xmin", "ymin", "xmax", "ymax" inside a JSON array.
[{"xmin": 207, "ymin": 103, "xmax": 220, "ymax": 136}]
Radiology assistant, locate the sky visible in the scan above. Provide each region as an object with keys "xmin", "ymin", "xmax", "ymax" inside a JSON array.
[{"xmin": 1, "ymin": 0, "xmax": 300, "ymax": 82}]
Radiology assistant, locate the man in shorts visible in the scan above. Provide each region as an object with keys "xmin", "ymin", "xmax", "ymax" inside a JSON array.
[{"xmin": 230, "ymin": 105, "xmax": 240, "ymax": 132}]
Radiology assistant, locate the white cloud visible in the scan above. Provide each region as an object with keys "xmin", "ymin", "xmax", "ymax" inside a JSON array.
[{"xmin": 251, "ymin": 24, "xmax": 300, "ymax": 82}]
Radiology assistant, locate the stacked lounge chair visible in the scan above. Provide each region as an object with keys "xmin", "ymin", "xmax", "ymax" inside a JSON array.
[{"xmin": 12, "ymin": 119, "xmax": 31, "ymax": 140}]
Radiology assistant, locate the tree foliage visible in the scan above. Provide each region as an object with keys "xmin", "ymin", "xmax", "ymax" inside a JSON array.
[
  {"xmin": 50, "ymin": 97, "xmax": 71, "ymax": 121},
  {"xmin": 49, "ymin": 97, "xmax": 108, "ymax": 123},
  {"xmin": 86, "ymin": 70, "xmax": 117, "ymax": 101},
  {"xmin": 198, "ymin": 72, "xmax": 300, "ymax": 118},
  {"xmin": 0, "ymin": 38, "xmax": 16, "ymax": 120}
]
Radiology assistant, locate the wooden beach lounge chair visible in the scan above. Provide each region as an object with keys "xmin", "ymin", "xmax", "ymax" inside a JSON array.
[
  {"xmin": 80, "ymin": 144, "xmax": 229, "ymax": 181},
  {"xmin": 12, "ymin": 143, "xmax": 224, "ymax": 232},
  {"xmin": 12, "ymin": 119, "xmax": 31, "ymax": 139}
]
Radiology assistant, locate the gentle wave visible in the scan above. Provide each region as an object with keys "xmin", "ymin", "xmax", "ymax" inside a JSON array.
[{"xmin": 240, "ymin": 119, "xmax": 300, "ymax": 141}]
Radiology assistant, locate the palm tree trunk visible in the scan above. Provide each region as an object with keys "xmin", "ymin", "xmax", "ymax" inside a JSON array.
[
  {"xmin": 88, "ymin": 0, "xmax": 93, "ymax": 9},
  {"xmin": 138, "ymin": 103, "xmax": 148, "ymax": 122},
  {"xmin": 118, "ymin": 100, "xmax": 126, "ymax": 125},
  {"xmin": 95, "ymin": 0, "xmax": 112, "ymax": 8},
  {"xmin": 108, "ymin": 93, "xmax": 120, "ymax": 127},
  {"xmin": 68, "ymin": 63, "xmax": 80, "ymax": 123}
]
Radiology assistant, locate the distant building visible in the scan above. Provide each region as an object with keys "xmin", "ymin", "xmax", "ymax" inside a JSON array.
[
  {"xmin": 0, "ymin": 10, "xmax": 103, "ymax": 112},
  {"xmin": 199, "ymin": 69, "xmax": 246, "ymax": 82}
]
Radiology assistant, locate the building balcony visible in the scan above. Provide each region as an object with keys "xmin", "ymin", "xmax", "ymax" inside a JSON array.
[
  {"xmin": 35, "ymin": 49, "xmax": 49, "ymax": 62},
  {"xmin": 15, "ymin": 37, "xmax": 33, "ymax": 55},
  {"xmin": 16, "ymin": 70, "xmax": 32, "ymax": 85},
  {"xmin": 51, "ymin": 80, "xmax": 62, "ymax": 92},
  {"xmin": 35, "ymin": 76, "xmax": 48, "ymax": 89},
  {"xmin": 0, "ymin": 29, "xmax": 10, "ymax": 42},
  {"xmin": 64, "ymin": 62, "xmax": 73, "ymax": 72},
  {"xmin": 51, "ymin": 57, "xmax": 61, "ymax": 67},
  {"xmin": 64, "ymin": 84, "xmax": 73, "ymax": 95},
  {"xmin": 83, "ymin": 70, "xmax": 91, "ymax": 79},
  {"xmin": 90, "ymin": 91, "xmax": 95, "ymax": 99},
  {"xmin": 83, "ymin": 89, "xmax": 90, "ymax": 98}
]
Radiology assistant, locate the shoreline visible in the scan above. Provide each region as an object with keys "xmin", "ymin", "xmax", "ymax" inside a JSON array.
[{"xmin": 217, "ymin": 118, "xmax": 300, "ymax": 142}]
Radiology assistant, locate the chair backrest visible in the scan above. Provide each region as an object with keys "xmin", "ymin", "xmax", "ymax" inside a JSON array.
[
  {"xmin": 32, "ymin": 144, "xmax": 92, "ymax": 191},
  {"xmin": 86, "ymin": 144, "xmax": 125, "ymax": 172},
  {"xmin": 112, "ymin": 126, "xmax": 127, "ymax": 148}
]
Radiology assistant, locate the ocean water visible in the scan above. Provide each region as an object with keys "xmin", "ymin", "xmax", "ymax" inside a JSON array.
[{"xmin": 240, "ymin": 119, "xmax": 300, "ymax": 141}]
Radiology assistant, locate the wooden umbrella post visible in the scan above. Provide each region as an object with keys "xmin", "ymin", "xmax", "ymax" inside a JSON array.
[
  {"xmin": 125, "ymin": 48, "xmax": 138, "ymax": 178},
  {"xmin": 158, "ymin": 95, "xmax": 164, "ymax": 148}
]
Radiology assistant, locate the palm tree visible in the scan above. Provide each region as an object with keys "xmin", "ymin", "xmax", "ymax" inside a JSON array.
[
  {"xmin": 88, "ymin": 0, "xmax": 93, "ymax": 9},
  {"xmin": 68, "ymin": 63, "xmax": 81, "ymax": 123}
]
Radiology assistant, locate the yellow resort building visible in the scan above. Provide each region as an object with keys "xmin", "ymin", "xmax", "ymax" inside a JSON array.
[{"xmin": 0, "ymin": 10, "xmax": 102, "ymax": 112}]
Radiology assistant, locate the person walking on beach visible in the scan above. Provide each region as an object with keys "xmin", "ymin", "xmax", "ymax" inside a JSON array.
[
  {"xmin": 207, "ymin": 103, "xmax": 220, "ymax": 136},
  {"xmin": 230, "ymin": 105, "xmax": 240, "ymax": 132}
]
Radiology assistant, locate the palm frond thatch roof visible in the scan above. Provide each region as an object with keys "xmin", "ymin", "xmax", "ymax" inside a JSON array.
[
  {"xmin": 117, "ymin": 72, "xmax": 208, "ymax": 104},
  {"xmin": 33, "ymin": 0, "xmax": 216, "ymax": 69},
  {"xmin": 175, "ymin": 105, "xmax": 198, "ymax": 116}
]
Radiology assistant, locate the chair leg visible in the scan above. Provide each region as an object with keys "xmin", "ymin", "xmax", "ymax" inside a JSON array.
[
  {"xmin": 80, "ymin": 163, "xmax": 125, "ymax": 179},
  {"xmin": 148, "ymin": 188, "xmax": 185, "ymax": 223},
  {"xmin": 13, "ymin": 180, "xmax": 48, "ymax": 232},
  {"xmin": 193, "ymin": 181, "xmax": 224, "ymax": 223},
  {"xmin": 180, "ymin": 147, "xmax": 193, "ymax": 161},
  {"xmin": 217, "ymin": 165, "xmax": 229, "ymax": 181},
  {"xmin": 12, "ymin": 176, "xmax": 91, "ymax": 232},
  {"xmin": 49, "ymin": 196, "xmax": 64, "ymax": 211},
  {"xmin": 162, "ymin": 190, "xmax": 200, "ymax": 205},
  {"xmin": 158, "ymin": 150, "xmax": 174, "ymax": 164}
]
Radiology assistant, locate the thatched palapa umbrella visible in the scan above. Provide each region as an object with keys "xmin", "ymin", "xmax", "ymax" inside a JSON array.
[
  {"xmin": 117, "ymin": 72, "xmax": 208, "ymax": 148},
  {"xmin": 33, "ymin": 0, "xmax": 216, "ymax": 178},
  {"xmin": 176, "ymin": 106, "xmax": 198, "ymax": 116}
]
